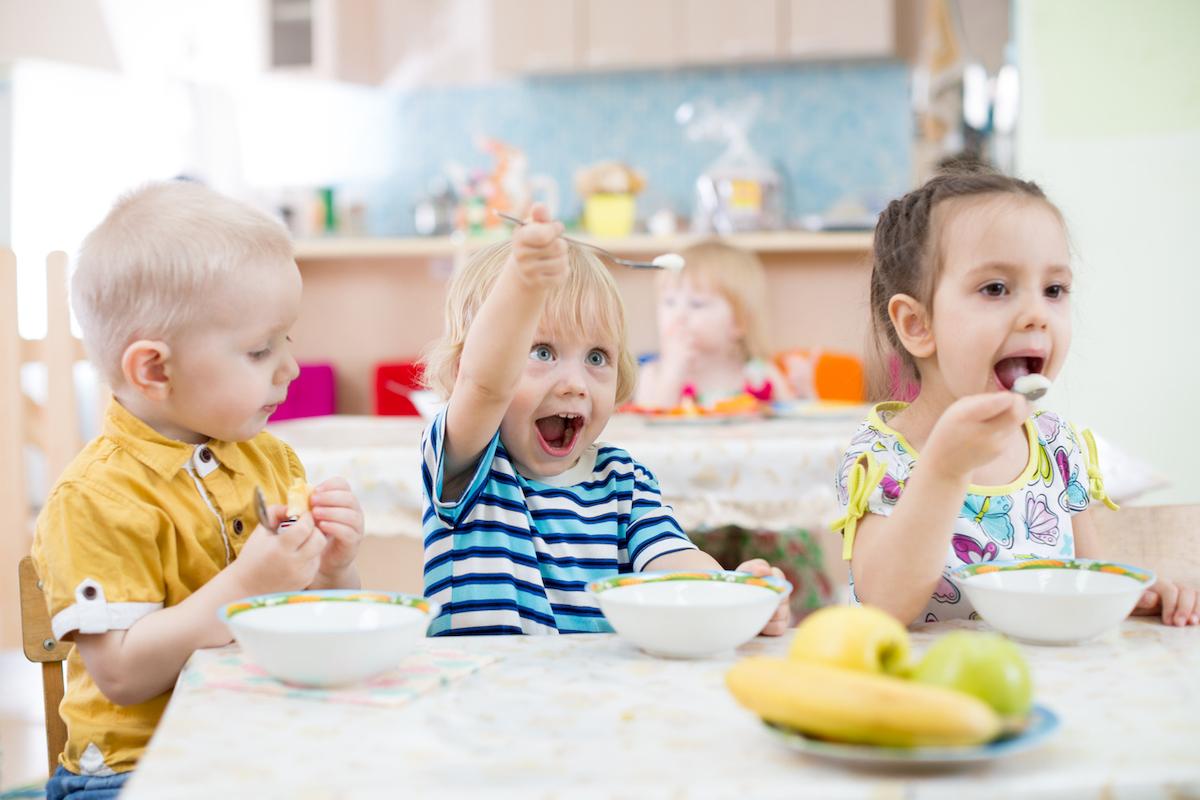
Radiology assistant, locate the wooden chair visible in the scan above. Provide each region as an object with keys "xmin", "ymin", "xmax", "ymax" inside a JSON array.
[
  {"xmin": 18, "ymin": 555, "xmax": 72, "ymax": 777},
  {"xmin": 1091, "ymin": 503, "xmax": 1200, "ymax": 588},
  {"xmin": 2, "ymin": 248, "xmax": 92, "ymax": 649}
]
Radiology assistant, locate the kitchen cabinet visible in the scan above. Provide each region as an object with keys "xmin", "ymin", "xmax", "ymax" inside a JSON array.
[
  {"xmin": 493, "ymin": 0, "xmax": 581, "ymax": 74},
  {"xmin": 786, "ymin": 0, "xmax": 896, "ymax": 59},
  {"xmin": 265, "ymin": 0, "xmax": 380, "ymax": 83},
  {"xmin": 680, "ymin": 0, "xmax": 782, "ymax": 65},
  {"xmin": 583, "ymin": 0, "xmax": 681, "ymax": 70}
]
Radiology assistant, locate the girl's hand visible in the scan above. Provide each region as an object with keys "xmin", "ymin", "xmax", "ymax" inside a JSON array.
[
  {"xmin": 509, "ymin": 203, "xmax": 567, "ymax": 290},
  {"xmin": 310, "ymin": 477, "xmax": 365, "ymax": 585},
  {"xmin": 924, "ymin": 392, "xmax": 1029, "ymax": 482},
  {"xmin": 1132, "ymin": 579, "xmax": 1200, "ymax": 627},
  {"xmin": 659, "ymin": 320, "xmax": 703, "ymax": 375},
  {"xmin": 737, "ymin": 558, "xmax": 792, "ymax": 636},
  {"xmin": 230, "ymin": 506, "xmax": 326, "ymax": 597}
]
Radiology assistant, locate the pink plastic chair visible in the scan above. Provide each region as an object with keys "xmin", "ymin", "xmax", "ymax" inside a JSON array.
[{"xmin": 269, "ymin": 363, "xmax": 336, "ymax": 421}]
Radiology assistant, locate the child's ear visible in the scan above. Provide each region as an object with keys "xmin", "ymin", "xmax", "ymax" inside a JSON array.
[
  {"xmin": 887, "ymin": 294, "xmax": 935, "ymax": 359},
  {"xmin": 121, "ymin": 340, "xmax": 172, "ymax": 401}
]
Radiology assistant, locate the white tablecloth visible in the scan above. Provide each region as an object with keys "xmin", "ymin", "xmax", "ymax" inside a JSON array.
[
  {"xmin": 124, "ymin": 619, "xmax": 1200, "ymax": 799},
  {"xmin": 268, "ymin": 411, "xmax": 869, "ymax": 537}
]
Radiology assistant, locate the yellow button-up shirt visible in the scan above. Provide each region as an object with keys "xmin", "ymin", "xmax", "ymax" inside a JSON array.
[{"xmin": 31, "ymin": 400, "xmax": 305, "ymax": 776}]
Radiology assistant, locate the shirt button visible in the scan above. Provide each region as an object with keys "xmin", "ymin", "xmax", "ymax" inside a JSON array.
[
  {"xmin": 233, "ymin": 518, "xmax": 244, "ymax": 535},
  {"xmin": 198, "ymin": 447, "xmax": 213, "ymax": 463}
]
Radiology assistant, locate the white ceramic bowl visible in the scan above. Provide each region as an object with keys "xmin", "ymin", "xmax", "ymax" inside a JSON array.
[
  {"xmin": 587, "ymin": 571, "xmax": 790, "ymax": 658},
  {"xmin": 219, "ymin": 590, "xmax": 439, "ymax": 687},
  {"xmin": 951, "ymin": 559, "xmax": 1155, "ymax": 645}
]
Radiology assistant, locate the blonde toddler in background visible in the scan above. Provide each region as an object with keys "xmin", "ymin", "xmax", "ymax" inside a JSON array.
[{"xmin": 635, "ymin": 240, "xmax": 793, "ymax": 408}]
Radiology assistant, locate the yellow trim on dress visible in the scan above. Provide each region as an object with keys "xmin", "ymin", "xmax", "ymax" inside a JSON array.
[
  {"xmin": 829, "ymin": 453, "xmax": 887, "ymax": 561},
  {"xmin": 866, "ymin": 402, "xmax": 1040, "ymax": 495},
  {"xmin": 1078, "ymin": 426, "xmax": 1120, "ymax": 511}
]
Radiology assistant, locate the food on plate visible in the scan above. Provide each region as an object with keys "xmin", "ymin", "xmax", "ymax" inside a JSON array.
[
  {"xmin": 726, "ymin": 657, "xmax": 1002, "ymax": 748},
  {"xmin": 727, "ymin": 604, "xmax": 1039, "ymax": 749},
  {"xmin": 912, "ymin": 631, "xmax": 1033, "ymax": 720},
  {"xmin": 787, "ymin": 605, "xmax": 911, "ymax": 675}
]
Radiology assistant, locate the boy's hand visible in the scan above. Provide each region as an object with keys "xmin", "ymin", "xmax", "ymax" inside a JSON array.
[
  {"xmin": 230, "ymin": 505, "xmax": 326, "ymax": 597},
  {"xmin": 1132, "ymin": 579, "xmax": 1200, "ymax": 627},
  {"xmin": 737, "ymin": 558, "xmax": 792, "ymax": 636},
  {"xmin": 924, "ymin": 392, "xmax": 1029, "ymax": 483},
  {"xmin": 310, "ymin": 477, "xmax": 365, "ymax": 585},
  {"xmin": 509, "ymin": 203, "xmax": 568, "ymax": 290}
]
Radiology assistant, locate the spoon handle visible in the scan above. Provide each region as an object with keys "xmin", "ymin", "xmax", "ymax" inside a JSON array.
[{"xmin": 495, "ymin": 212, "xmax": 662, "ymax": 270}]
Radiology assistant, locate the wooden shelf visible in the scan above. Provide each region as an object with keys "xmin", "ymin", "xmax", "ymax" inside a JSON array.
[{"xmin": 293, "ymin": 230, "xmax": 874, "ymax": 260}]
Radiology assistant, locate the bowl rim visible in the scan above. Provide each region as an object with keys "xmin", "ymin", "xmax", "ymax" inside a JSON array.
[
  {"xmin": 585, "ymin": 569, "xmax": 792, "ymax": 598},
  {"xmin": 950, "ymin": 558, "xmax": 1156, "ymax": 589},
  {"xmin": 219, "ymin": 589, "xmax": 439, "ymax": 625}
]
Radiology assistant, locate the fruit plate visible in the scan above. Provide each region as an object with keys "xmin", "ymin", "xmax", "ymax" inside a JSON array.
[{"xmin": 764, "ymin": 704, "xmax": 1060, "ymax": 768}]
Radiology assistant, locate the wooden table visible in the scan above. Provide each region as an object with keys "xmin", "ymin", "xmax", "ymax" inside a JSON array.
[{"xmin": 124, "ymin": 619, "xmax": 1200, "ymax": 798}]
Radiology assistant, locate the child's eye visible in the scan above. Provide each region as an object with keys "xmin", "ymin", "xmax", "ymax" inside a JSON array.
[
  {"xmin": 529, "ymin": 345, "xmax": 554, "ymax": 362},
  {"xmin": 249, "ymin": 347, "xmax": 271, "ymax": 360},
  {"xmin": 980, "ymin": 282, "xmax": 1007, "ymax": 297},
  {"xmin": 586, "ymin": 349, "xmax": 609, "ymax": 367},
  {"xmin": 1045, "ymin": 283, "xmax": 1070, "ymax": 299}
]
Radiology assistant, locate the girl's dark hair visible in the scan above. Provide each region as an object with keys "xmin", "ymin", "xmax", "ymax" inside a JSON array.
[{"xmin": 868, "ymin": 167, "xmax": 1059, "ymax": 399}]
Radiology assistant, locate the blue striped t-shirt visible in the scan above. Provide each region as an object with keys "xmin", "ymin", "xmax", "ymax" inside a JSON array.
[{"xmin": 421, "ymin": 410, "xmax": 697, "ymax": 635}]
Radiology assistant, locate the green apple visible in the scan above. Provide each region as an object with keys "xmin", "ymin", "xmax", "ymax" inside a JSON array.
[
  {"xmin": 788, "ymin": 605, "xmax": 911, "ymax": 675},
  {"xmin": 912, "ymin": 631, "xmax": 1033, "ymax": 719}
]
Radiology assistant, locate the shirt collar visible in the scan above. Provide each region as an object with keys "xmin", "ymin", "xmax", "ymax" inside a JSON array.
[{"xmin": 102, "ymin": 400, "xmax": 248, "ymax": 479}]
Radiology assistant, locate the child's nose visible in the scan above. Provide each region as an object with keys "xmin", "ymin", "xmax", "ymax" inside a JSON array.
[
  {"xmin": 555, "ymin": 364, "xmax": 588, "ymax": 397},
  {"xmin": 1016, "ymin": 295, "xmax": 1051, "ymax": 330},
  {"xmin": 276, "ymin": 352, "xmax": 300, "ymax": 384}
]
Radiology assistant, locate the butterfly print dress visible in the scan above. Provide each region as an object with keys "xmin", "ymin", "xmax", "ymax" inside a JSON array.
[{"xmin": 832, "ymin": 403, "xmax": 1117, "ymax": 623}]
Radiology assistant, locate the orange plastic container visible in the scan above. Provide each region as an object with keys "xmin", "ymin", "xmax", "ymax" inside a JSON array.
[{"xmin": 775, "ymin": 349, "xmax": 865, "ymax": 403}]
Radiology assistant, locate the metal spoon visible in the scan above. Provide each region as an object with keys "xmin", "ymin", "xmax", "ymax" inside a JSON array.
[
  {"xmin": 254, "ymin": 486, "xmax": 278, "ymax": 534},
  {"xmin": 1012, "ymin": 373, "xmax": 1051, "ymax": 401},
  {"xmin": 496, "ymin": 212, "xmax": 683, "ymax": 271}
]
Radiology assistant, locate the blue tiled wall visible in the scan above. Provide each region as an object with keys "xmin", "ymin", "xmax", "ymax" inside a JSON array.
[{"xmin": 372, "ymin": 61, "xmax": 911, "ymax": 235}]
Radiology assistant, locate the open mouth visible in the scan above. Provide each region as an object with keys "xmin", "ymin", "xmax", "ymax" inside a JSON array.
[
  {"xmin": 993, "ymin": 355, "xmax": 1045, "ymax": 391},
  {"xmin": 534, "ymin": 413, "xmax": 585, "ymax": 457}
]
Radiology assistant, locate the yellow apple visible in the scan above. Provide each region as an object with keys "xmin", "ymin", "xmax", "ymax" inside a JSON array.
[{"xmin": 788, "ymin": 605, "xmax": 911, "ymax": 675}]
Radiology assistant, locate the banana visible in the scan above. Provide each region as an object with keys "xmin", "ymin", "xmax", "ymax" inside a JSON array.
[{"xmin": 726, "ymin": 657, "xmax": 1002, "ymax": 748}]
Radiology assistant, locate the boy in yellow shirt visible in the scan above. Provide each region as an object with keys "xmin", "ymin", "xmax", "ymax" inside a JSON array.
[{"xmin": 31, "ymin": 181, "xmax": 365, "ymax": 798}]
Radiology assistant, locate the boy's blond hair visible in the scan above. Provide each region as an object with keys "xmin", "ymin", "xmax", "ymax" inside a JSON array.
[
  {"xmin": 423, "ymin": 241, "xmax": 638, "ymax": 405},
  {"xmin": 72, "ymin": 181, "xmax": 294, "ymax": 386},
  {"xmin": 659, "ymin": 239, "xmax": 773, "ymax": 362}
]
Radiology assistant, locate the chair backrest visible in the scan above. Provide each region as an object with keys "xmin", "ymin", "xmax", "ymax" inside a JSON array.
[
  {"xmin": 18, "ymin": 555, "xmax": 73, "ymax": 777},
  {"xmin": 1090, "ymin": 503, "xmax": 1200, "ymax": 588},
  {"xmin": 774, "ymin": 348, "xmax": 865, "ymax": 403},
  {"xmin": 375, "ymin": 361, "xmax": 424, "ymax": 416}
]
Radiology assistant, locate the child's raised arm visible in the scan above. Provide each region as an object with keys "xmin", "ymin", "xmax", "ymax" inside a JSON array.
[
  {"xmin": 443, "ymin": 205, "xmax": 567, "ymax": 486},
  {"xmin": 849, "ymin": 392, "xmax": 1028, "ymax": 624}
]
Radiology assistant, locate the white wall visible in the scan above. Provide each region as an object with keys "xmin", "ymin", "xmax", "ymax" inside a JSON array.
[
  {"xmin": 1016, "ymin": 0, "xmax": 1200, "ymax": 504},
  {"xmin": 0, "ymin": 0, "xmax": 118, "ymax": 69},
  {"xmin": 2, "ymin": 1, "xmax": 397, "ymax": 338}
]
